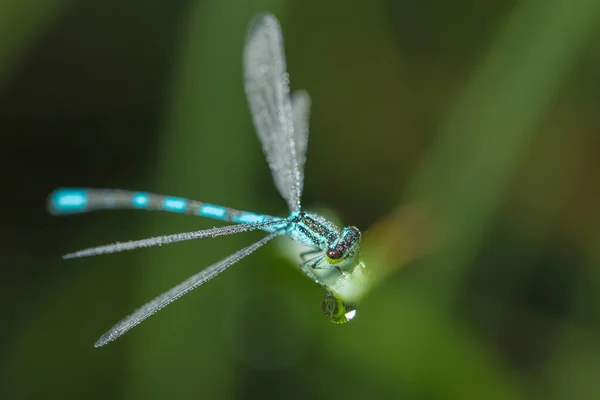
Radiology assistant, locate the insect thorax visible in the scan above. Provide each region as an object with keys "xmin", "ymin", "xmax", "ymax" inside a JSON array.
[
  {"xmin": 287, "ymin": 212, "xmax": 362, "ymax": 264},
  {"xmin": 287, "ymin": 211, "xmax": 340, "ymax": 249}
]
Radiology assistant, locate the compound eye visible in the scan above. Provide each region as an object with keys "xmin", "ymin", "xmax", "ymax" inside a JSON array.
[{"xmin": 326, "ymin": 248, "xmax": 343, "ymax": 262}]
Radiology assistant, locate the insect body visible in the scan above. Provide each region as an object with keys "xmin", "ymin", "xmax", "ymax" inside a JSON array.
[{"xmin": 49, "ymin": 13, "xmax": 362, "ymax": 347}]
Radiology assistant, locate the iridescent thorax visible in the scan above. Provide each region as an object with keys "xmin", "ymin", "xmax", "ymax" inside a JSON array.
[
  {"xmin": 287, "ymin": 211, "xmax": 361, "ymax": 263},
  {"xmin": 287, "ymin": 211, "xmax": 340, "ymax": 248}
]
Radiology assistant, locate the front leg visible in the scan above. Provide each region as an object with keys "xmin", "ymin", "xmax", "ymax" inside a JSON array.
[
  {"xmin": 304, "ymin": 256, "xmax": 346, "ymax": 279},
  {"xmin": 314, "ymin": 265, "xmax": 346, "ymax": 276},
  {"xmin": 300, "ymin": 248, "xmax": 321, "ymax": 262},
  {"xmin": 298, "ymin": 255, "xmax": 328, "ymax": 289}
]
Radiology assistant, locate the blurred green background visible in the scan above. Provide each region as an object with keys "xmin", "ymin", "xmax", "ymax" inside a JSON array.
[{"xmin": 2, "ymin": 0, "xmax": 600, "ymax": 399}]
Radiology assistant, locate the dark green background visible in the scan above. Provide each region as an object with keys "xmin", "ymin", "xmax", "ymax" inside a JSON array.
[{"xmin": 2, "ymin": 0, "xmax": 600, "ymax": 399}]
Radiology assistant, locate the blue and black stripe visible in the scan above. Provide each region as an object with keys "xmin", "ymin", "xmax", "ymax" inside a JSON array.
[{"xmin": 48, "ymin": 188, "xmax": 280, "ymax": 228}]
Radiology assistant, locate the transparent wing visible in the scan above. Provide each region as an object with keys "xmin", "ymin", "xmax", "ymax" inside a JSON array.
[
  {"xmin": 244, "ymin": 13, "xmax": 303, "ymax": 212},
  {"xmin": 63, "ymin": 219, "xmax": 285, "ymax": 259},
  {"xmin": 291, "ymin": 90, "xmax": 311, "ymax": 188},
  {"xmin": 95, "ymin": 230, "xmax": 281, "ymax": 347}
]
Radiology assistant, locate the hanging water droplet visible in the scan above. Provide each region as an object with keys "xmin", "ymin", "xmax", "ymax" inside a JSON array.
[{"xmin": 322, "ymin": 292, "xmax": 356, "ymax": 324}]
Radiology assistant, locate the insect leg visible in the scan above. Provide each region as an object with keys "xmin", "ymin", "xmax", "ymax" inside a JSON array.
[
  {"xmin": 297, "ymin": 255, "xmax": 327, "ymax": 288},
  {"xmin": 310, "ymin": 257, "xmax": 345, "ymax": 276},
  {"xmin": 299, "ymin": 248, "xmax": 321, "ymax": 262}
]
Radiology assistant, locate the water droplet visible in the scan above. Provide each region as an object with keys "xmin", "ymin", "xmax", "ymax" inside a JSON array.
[{"xmin": 322, "ymin": 292, "xmax": 356, "ymax": 324}]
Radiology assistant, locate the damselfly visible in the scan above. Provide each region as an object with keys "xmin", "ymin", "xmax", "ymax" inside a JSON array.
[{"xmin": 48, "ymin": 13, "xmax": 364, "ymax": 347}]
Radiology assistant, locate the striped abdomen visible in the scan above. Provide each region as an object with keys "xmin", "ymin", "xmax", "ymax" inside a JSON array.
[{"xmin": 48, "ymin": 188, "xmax": 280, "ymax": 228}]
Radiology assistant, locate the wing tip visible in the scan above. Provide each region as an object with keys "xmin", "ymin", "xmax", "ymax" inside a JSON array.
[
  {"xmin": 292, "ymin": 89, "xmax": 311, "ymax": 106},
  {"xmin": 94, "ymin": 330, "xmax": 118, "ymax": 348},
  {"xmin": 246, "ymin": 13, "xmax": 281, "ymax": 42},
  {"xmin": 249, "ymin": 12, "xmax": 278, "ymax": 27}
]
